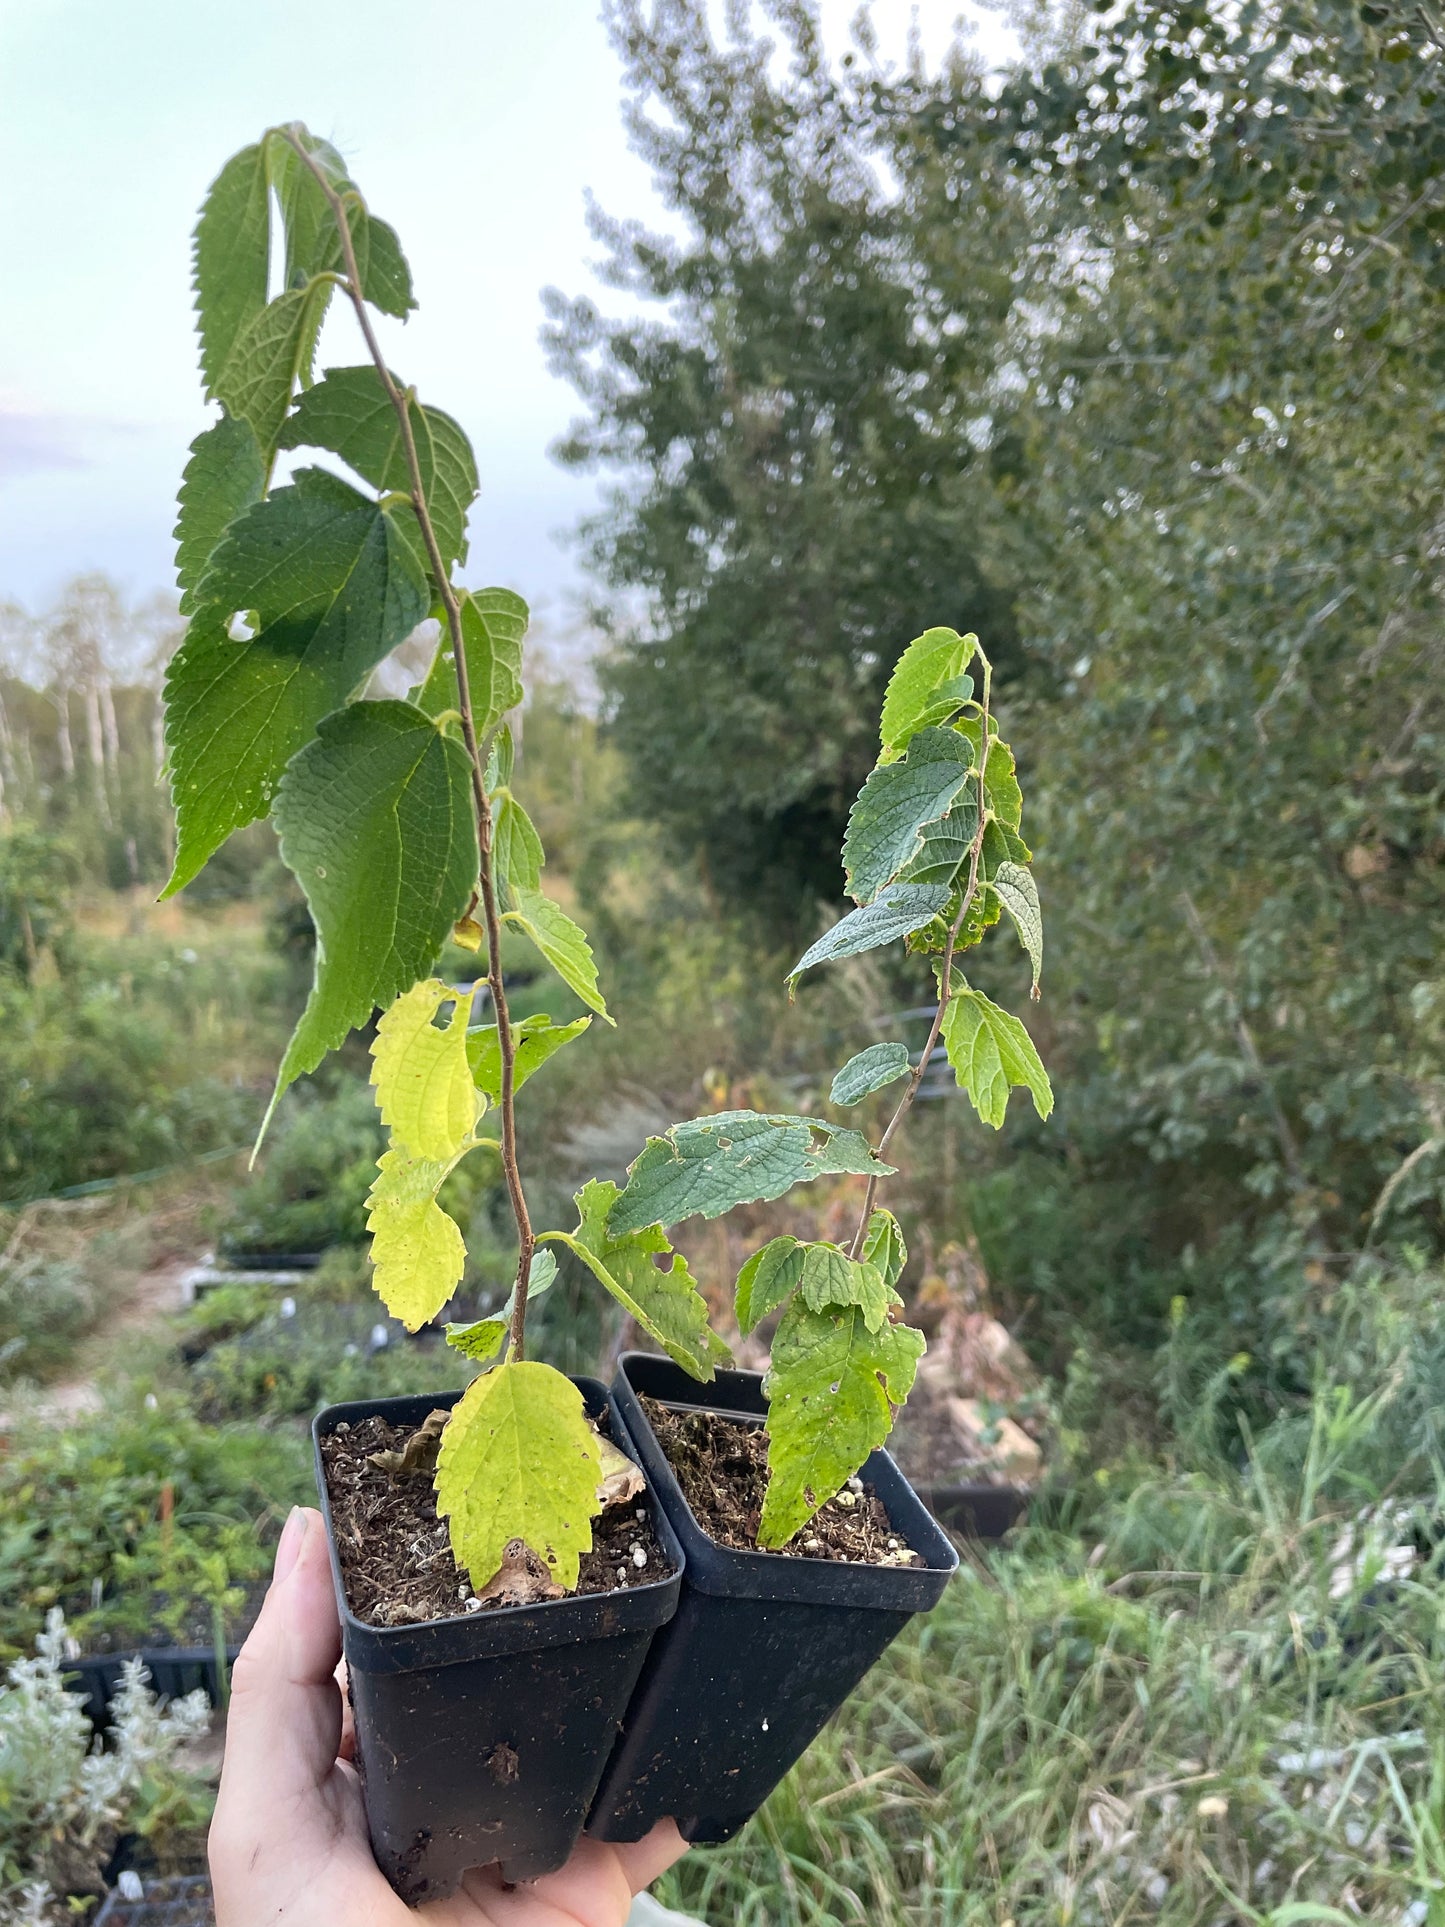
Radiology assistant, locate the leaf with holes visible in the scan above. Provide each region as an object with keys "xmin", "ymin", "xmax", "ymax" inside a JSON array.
[
  {"xmin": 830, "ymin": 1041, "xmax": 911, "ymax": 1106},
  {"xmin": 607, "ymin": 1111, "xmax": 893, "ymax": 1235},
  {"xmin": 466, "ymin": 1014, "xmax": 591, "ymax": 1106},
  {"xmin": 444, "ymin": 1317, "xmax": 508, "ymax": 1364},
  {"xmin": 435, "ymin": 1360, "xmax": 602, "ymax": 1591},
  {"xmin": 370, "ymin": 979, "xmax": 479, "ymax": 1161},
  {"xmin": 549, "ymin": 1180, "xmax": 730, "ymax": 1379},
  {"xmin": 787, "ymin": 883, "xmax": 949, "ymax": 991},
  {"xmin": 941, "ymin": 986, "xmax": 1053, "ymax": 1128},
  {"xmin": 842, "ymin": 728, "xmax": 975, "ymax": 905},
  {"xmin": 759, "ymin": 1302, "xmax": 925, "ymax": 1547}
]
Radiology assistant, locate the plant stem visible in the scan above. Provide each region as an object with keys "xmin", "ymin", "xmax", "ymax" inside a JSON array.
[
  {"xmin": 284, "ymin": 130, "xmax": 537, "ymax": 1354},
  {"xmin": 849, "ymin": 653, "xmax": 994, "ymax": 1259}
]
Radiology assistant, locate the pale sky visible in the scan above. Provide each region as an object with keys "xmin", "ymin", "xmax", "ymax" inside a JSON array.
[{"xmin": 0, "ymin": 0, "xmax": 1015, "ymax": 631}]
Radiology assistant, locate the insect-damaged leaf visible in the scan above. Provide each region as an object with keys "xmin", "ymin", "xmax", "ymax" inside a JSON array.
[
  {"xmin": 991, "ymin": 860, "xmax": 1043, "ymax": 993},
  {"xmin": 607, "ymin": 1111, "xmax": 894, "ymax": 1235},
  {"xmin": 370, "ymin": 979, "xmax": 479, "ymax": 1162}
]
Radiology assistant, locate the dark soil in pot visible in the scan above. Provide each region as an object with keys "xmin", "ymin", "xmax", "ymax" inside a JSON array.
[
  {"xmin": 586, "ymin": 1354, "xmax": 958, "ymax": 1849},
  {"xmin": 312, "ymin": 1383, "xmax": 683, "ymax": 1903}
]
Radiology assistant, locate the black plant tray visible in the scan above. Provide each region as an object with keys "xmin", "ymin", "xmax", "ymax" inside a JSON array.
[
  {"xmin": 313, "ymin": 1382, "xmax": 684, "ymax": 1901},
  {"xmin": 915, "ymin": 1479, "xmax": 1030, "ymax": 1539},
  {"xmin": 588, "ymin": 1353, "xmax": 958, "ymax": 1847},
  {"xmin": 215, "ymin": 1247, "xmax": 324, "ymax": 1271},
  {"xmin": 65, "ymin": 1646, "xmax": 237, "ymax": 1729},
  {"xmin": 95, "ymin": 1875, "xmax": 213, "ymax": 1925}
]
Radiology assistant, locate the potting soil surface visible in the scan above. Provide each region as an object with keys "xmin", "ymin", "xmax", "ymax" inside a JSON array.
[
  {"xmin": 641, "ymin": 1397, "xmax": 921, "ymax": 1565},
  {"xmin": 321, "ymin": 1413, "xmax": 674, "ymax": 1628}
]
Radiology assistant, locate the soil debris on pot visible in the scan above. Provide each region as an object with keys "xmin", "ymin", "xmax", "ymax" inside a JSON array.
[
  {"xmin": 320, "ymin": 1413, "xmax": 674, "ymax": 1628},
  {"xmin": 641, "ymin": 1397, "xmax": 921, "ymax": 1566}
]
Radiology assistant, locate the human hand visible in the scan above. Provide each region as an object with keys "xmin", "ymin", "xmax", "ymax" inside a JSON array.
[{"xmin": 210, "ymin": 1505, "xmax": 687, "ymax": 1927}]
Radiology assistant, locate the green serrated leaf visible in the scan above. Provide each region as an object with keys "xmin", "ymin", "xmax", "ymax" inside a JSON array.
[
  {"xmin": 267, "ymin": 701, "xmax": 478, "ymax": 1123},
  {"xmin": 174, "ymin": 415, "xmax": 265, "ymax": 617},
  {"xmin": 843, "ymin": 728, "xmax": 975, "ymax": 905},
  {"xmin": 163, "ymin": 471, "xmax": 430, "ymax": 893},
  {"xmin": 268, "ymin": 128, "xmax": 415, "ymax": 317},
  {"xmin": 444, "ymin": 1317, "xmax": 508, "ymax": 1364},
  {"xmin": 279, "ymin": 366, "xmax": 477, "ymax": 571},
  {"xmin": 552, "ymin": 1180, "xmax": 730, "ymax": 1380},
  {"xmin": 366, "ymin": 1144, "xmax": 468, "ymax": 1330},
  {"xmin": 417, "ymin": 589, "xmax": 528, "ymax": 728},
  {"xmin": 787, "ymin": 883, "xmax": 950, "ymax": 990},
  {"xmin": 466, "ymin": 1013, "xmax": 591, "ymax": 1106},
  {"xmin": 608, "ymin": 1111, "xmax": 894, "ymax": 1235},
  {"xmin": 798, "ymin": 1244, "xmax": 890, "ymax": 1332},
  {"xmin": 485, "ymin": 721, "xmax": 516, "ymax": 790},
  {"xmin": 898, "ymin": 793, "xmax": 982, "ymax": 890},
  {"xmin": 862, "ymin": 1208, "xmax": 907, "ymax": 1290},
  {"xmin": 879, "ymin": 628, "xmax": 977, "ymax": 759},
  {"xmin": 435, "ymin": 1360, "xmax": 602, "ymax": 1591},
  {"xmin": 736, "ymin": 1237, "xmax": 805, "ymax": 1335},
  {"xmin": 992, "ymin": 861, "xmax": 1043, "ymax": 992},
  {"xmin": 193, "ymin": 143, "xmax": 271, "ymax": 400},
  {"xmin": 759, "ymin": 1301, "xmax": 925, "ymax": 1547},
  {"xmin": 370, "ymin": 979, "xmax": 479, "ymax": 1161},
  {"xmin": 982, "ymin": 817, "xmax": 1033, "ymax": 874},
  {"xmin": 830, "ymin": 1041, "xmax": 911, "ymax": 1106},
  {"xmin": 216, "ymin": 281, "xmax": 333, "ymax": 457},
  {"xmin": 503, "ymin": 887, "xmax": 611, "ymax": 1022},
  {"xmin": 346, "ymin": 208, "xmax": 415, "ymax": 318},
  {"xmin": 493, "ymin": 790, "xmax": 544, "ymax": 898},
  {"xmin": 941, "ymin": 986, "xmax": 1053, "ymax": 1128},
  {"xmin": 954, "ymin": 719, "xmax": 1023, "ymax": 832}
]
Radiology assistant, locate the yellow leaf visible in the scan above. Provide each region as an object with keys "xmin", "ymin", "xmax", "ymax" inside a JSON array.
[
  {"xmin": 435, "ymin": 1360, "xmax": 602, "ymax": 1591},
  {"xmin": 370, "ymin": 978, "xmax": 479, "ymax": 1161},
  {"xmin": 366, "ymin": 1145, "xmax": 467, "ymax": 1331}
]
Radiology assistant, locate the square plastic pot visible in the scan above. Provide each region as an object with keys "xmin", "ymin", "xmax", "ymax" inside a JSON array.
[
  {"xmin": 312, "ymin": 1381, "xmax": 683, "ymax": 1902},
  {"xmin": 587, "ymin": 1352, "xmax": 959, "ymax": 1846}
]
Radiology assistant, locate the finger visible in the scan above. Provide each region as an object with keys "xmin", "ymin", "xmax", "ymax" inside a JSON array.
[{"xmin": 611, "ymin": 1820, "xmax": 689, "ymax": 1895}]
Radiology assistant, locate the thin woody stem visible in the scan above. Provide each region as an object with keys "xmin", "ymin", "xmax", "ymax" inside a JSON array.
[
  {"xmin": 849, "ymin": 654, "xmax": 994, "ymax": 1259},
  {"xmin": 283, "ymin": 130, "xmax": 537, "ymax": 1354}
]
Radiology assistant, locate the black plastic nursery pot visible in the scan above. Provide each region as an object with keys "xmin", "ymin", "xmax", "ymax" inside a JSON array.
[
  {"xmin": 587, "ymin": 1352, "xmax": 959, "ymax": 1847},
  {"xmin": 916, "ymin": 1479, "xmax": 1030, "ymax": 1541},
  {"xmin": 65, "ymin": 1646, "xmax": 238, "ymax": 1731},
  {"xmin": 312, "ymin": 1382, "xmax": 683, "ymax": 1902}
]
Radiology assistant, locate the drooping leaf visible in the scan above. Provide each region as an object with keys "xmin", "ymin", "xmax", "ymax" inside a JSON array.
[
  {"xmin": 435, "ymin": 1360, "xmax": 602, "ymax": 1591},
  {"xmin": 954, "ymin": 719, "xmax": 1024, "ymax": 832},
  {"xmin": 897, "ymin": 793, "xmax": 981, "ymax": 890},
  {"xmin": 366, "ymin": 1145, "xmax": 468, "ymax": 1330},
  {"xmin": 797, "ymin": 1244, "xmax": 891, "ymax": 1331},
  {"xmin": 173, "ymin": 415, "xmax": 265, "ymax": 616},
  {"xmin": 607, "ymin": 1111, "xmax": 894, "ymax": 1235},
  {"xmin": 503, "ymin": 888, "xmax": 611, "ymax": 1022},
  {"xmin": 268, "ymin": 700, "xmax": 478, "ymax": 1120},
  {"xmin": 345, "ymin": 208, "xmax": 415, "ymax": 319},
  {"xmin": 759, "ymin": 1301, "xmax": 925, "ymax": 1547},
  {"xmin": 466, "ymin": 1013, "xmax": 591, "ymax": 1106},
  {"xmin": 550, "ymin": 1180, "xmax": 730, "ymax": 1379},
  {"xmin": 444, "ymin": 1317, "xmax": 508, "ymax": 1364},
  {"xmin": 941, "ymin": 986, "xmax": 1053, "ymax": 1128},
  {"xmin": 370, "ymin": 979, "xmax": 479, "ymax": 1161},
  {"xmin": 268, "ymin": 127, "xmax": 415, "ymax": 317},
  {"xmin": 842, "ymin": 728, "xmax": 975, "ymax": 905},
  {"xmin": 492, "ymin": 790, "xmax": 544, "ymax": 898},
  {"xmin": 861, "ymin": 1208, "xmax": 906, "ymax": 1289},
  {"xmin": 485, "ymin": 721, "xmax": 516, "ymax": 789},
  {"xmin": 736, "ymin": 1237, "xmax": 805, "ymax": 1335},
  {"xmin": 879, "ymin": 627, "xmax": 978, "ymax": 759},
  {"xmin": 279, "ymin": 366, "xmax": 477, "ymax": 570},
  {"xmin": 163, "ymin": 470, "xmax": 430, "ymax": 893},
  {"xmin": 417, "ymin": 589, "xmax": 527, "ymax": 728},
  {"xmin": 216, "ymin": 282, "xmax": 333, "ymax": 457},
  {"xmin": 193, "ymin": 142, "xmax": 271, "ymax": 399},
  {"xmin": 982, "ymin": 818, "xmax": 1033, "ymax": 876},
  {"xmin": 786, "ymin": 883, "xmax": 950, "ymax": 991},
  {"xmin": 830, "ymin": 1041, "xmax": 911, "ymax": 1106},
  {"xmin": 991, "ymin": 860, "xmax": 1043, "ymax": 992}
]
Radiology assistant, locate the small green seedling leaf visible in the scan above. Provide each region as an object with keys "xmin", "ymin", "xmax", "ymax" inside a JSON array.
[
  {"xmin": 370, "ymin": 979, "xmax": 479, "ymax": 1161},
  {"xmin": 174, "ymin": 415, "xmax": 264, "ymax": 616},
  {"xmin": 879, "ymin": 628, "xmax": 977, "ymax": 759},
  {"xmin": 367, "ymin": 1146, "xmax": 469, "ymax": 1331},
  {"xmin": 417, "ymin": 588, "xmax": 527, "ymax": 728},
  {"xmin": 830, "ymin": 1042, "xmax": 911, "ymax": 1106},
  {"xmin": 608, "ymin": 1111, "xmax": 894, "ymax": 1234},
  {"xmin": 787, "ymin": 883, "xmax": 949, "ymax": 991},
  {"xmin": 444, "ymin": 1317, "xmax": 508, "ymax": 1364},
  {"xmin": 991, "ymin": 861, "xmax": 1043, "ymax": 993},
  {"xmin": 842, "ymin": 728, "xmax": 975, "ymax": 905},
  {"xmin": 861, "ymin": 1208, "xmax": 907, "ymax": 1289},
  {"xmin": 736, "ymin": 1237, "xmax": 805, "ymax": 1335},
  {"xmin": 217, "ymin": 281, "xmax": 332, "ymax": 458},
  {"xmin": 798, "ymin": 1245, "xmax": 891, "ymax": 1331},
  {"xmin": 503, "ymin": 887, "xmax": 611, "ymax": 1022},
  {"xmin": 435, "ymin": 1359, "xmax": 602, "ymax": 1592},
  {"xmin": 759, "ymin": 1301, "xmax": 925, "ymax": 1547},
  {"xmin": 941, "ymin": 986, "xmax": 1053, "ymax": 1128},
  {"xmin": 267, "ymin": 700, "xmax": 478, "ymax": 1125},
  {"xmin": 550, "ymin": 1180, "xmax": 730, "ymax": 1379},
  {"xmin": 467, "ymin": 1013, "xmax": 592, "ymax": 1106},
  {"xmin": 279, "ymin": 365, "xmax": 478, "ymax": 572}
]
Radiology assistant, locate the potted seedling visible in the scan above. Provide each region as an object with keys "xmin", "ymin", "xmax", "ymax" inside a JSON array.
[{"xmin": 165, "ymin": 126, "xmax": 1050, "ymax": 1898}]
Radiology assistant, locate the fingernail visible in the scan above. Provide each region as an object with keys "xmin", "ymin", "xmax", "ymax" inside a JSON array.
[{"xmin": 274, "ymin": 1505, "xmax": 308, "ymax": 1585}]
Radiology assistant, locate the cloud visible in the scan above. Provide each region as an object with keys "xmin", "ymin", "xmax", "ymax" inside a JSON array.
[{"xmin": 0, "ymin": 404, "xmax": 139, "ymax": 481}]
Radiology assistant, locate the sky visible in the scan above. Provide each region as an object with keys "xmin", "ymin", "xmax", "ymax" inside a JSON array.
[{"xmin": 0, "ymin": 0, "xmax": 1016, "ymax": 635}]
